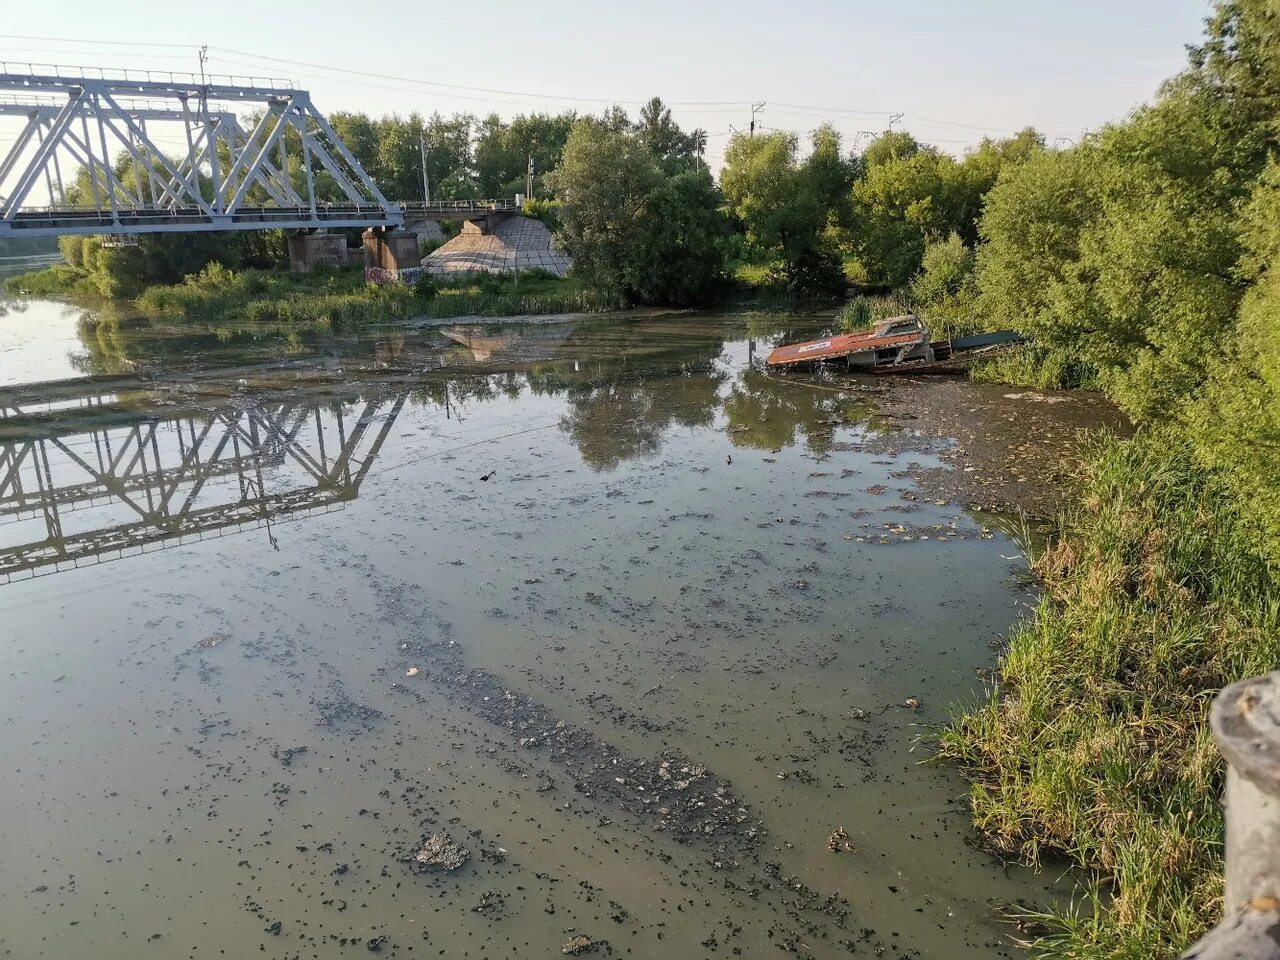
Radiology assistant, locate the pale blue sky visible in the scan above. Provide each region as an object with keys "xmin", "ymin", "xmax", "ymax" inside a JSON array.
[{"xmin": 1, "ymin": 0, "xmax": 1213, "ymax": 166}]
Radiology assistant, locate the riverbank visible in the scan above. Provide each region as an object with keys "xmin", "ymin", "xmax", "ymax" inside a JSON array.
[
  {"xmin": 5, "ymin": 260, "xmax": 623, "ymax": 327},
  {"xmin": 872, "ymin": 377, "xmax": 1128, "ymax": 518},
  {"xmin": 939, "ymin": 429, "xmax": 1279, "ymax": 958}
]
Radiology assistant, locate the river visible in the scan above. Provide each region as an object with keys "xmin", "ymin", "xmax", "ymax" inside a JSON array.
[{"xmin": 0, "ymin": 289, "xmax": 1107, "ymax": 959}]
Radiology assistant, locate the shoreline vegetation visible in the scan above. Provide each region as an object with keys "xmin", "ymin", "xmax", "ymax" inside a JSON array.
[
  {"xmin": 3, "ymin": 261, "xmax": 625, "ymax": 327},
  {"xmin": 939, "ymin": 433, "xmax": 1278, "ymax": 957},
  {"xmin": 3, "ymin": 5, "xmax": 1278, "ymax": 957},
  {"xmin": 2, "ymin": 253, "xmax": 851, "ymax": 330}
]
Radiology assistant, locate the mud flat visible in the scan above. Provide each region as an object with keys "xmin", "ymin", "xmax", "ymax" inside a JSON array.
[{"xmin": 872, "ymin": 375, "xmax": 1130, "ymax": 518}]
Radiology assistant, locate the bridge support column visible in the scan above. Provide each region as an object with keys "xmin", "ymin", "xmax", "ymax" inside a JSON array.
[
  {"xmin": 362, "ymin": 228, "xmax": 420, "ymax": 273},
  {"xmin": 287, "ymin": 231, "xmax": 350, "ymax": 273}
]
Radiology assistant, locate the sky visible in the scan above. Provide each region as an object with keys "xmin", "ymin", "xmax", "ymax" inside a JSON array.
[{"xmin": 0, "ymin": 0, "xmax": 1215, "ymax": 170}]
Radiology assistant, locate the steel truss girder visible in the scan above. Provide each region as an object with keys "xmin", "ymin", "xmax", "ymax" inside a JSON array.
[{"xmin": 0, "ymin": 71, "xmax": 403, "ymax": 236}]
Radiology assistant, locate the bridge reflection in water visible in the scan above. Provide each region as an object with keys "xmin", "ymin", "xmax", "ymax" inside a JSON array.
[{"xmin": 0, "ymin": 382, "xmax": 406, "ymax": 582}]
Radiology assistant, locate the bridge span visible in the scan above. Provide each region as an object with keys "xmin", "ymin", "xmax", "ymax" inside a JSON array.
[{"xmin": 0, "ymin": 66, "xmax": 521, "ymax": 241}]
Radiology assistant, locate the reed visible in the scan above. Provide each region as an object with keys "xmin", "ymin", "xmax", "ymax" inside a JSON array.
[{"xmin": 938, "ymin": 431, "xmax": 1280, "ymax": 958}]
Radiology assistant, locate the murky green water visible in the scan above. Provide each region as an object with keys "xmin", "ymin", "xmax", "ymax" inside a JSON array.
[{"xmin": 0, "ymin": 293, "xmax": 1065, "ymax": 959}]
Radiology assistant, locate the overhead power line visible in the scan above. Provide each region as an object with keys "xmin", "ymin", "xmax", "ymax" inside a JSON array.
[
  {"xmin": 211, "ymin": 45, "xmax": 747, "ymax": 108},
  {"xmin": 0, "ymin": 33, "xmax": 196, "ymax": 49},
  {"xmin": 0, "ymin": 34, "xmax": 1060, "ymax": 141}
]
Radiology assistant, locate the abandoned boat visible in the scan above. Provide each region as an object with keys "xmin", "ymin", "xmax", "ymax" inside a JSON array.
[{"xmin": 765, "ymin": 315, "xmax": 1022, "ymax": 374}]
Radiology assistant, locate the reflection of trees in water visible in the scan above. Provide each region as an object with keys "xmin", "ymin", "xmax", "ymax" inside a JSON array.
[
  {"xmin": 742, "ymin": 309, "xmax": 838, "ymax": 348},
  {"xmin": 553, "ymin": 330, "xmax": 727, "ymax": 470},
  {"xmin": 70, "ymin": 307, "xmax": 358, "ymax": 377},
  {"xmin": 559, "ymin": 366, "xmax": 724, "ymax": 470},
  {"xmin": 73, "ymin": 308, "xmax": 137, "ymax": 376},
  {"xmin": 723, "ymin": 368, "xmax": 871, "ymax": 455},
  {"xmin": 63, "ymin": 310, "xmax": 775, "ymax": 473},
  {"xmin": 410, "ymin": 356, "xmax": 728, "ymax": 472},
  {"xmin": 412, "ymin": 372, "xmax": 525, "ymax": 412}
]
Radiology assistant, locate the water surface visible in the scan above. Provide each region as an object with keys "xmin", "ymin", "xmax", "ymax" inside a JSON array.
[{"xmin": 0, "ymin": 302, "xmax": 1064, "ymax": 959}]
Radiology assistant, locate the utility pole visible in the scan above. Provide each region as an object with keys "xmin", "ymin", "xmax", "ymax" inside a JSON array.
[
  {"xmin": 198, "ymin": 45, "xmax": 207, "ymax": 87},
  {"xmin": 888, "ymin": 112, "xmax": 904, "ymax": 131},
  {"xmin": 526, "ymin": 154, "xmax": 534, "ymax": 200},
  {"xmin": 419, "ymin": 128, "xmax": 430, "ymax": 202},
  {"xmin": 750, "ymin": 102, "xmax": 766, "ymax": 138}
]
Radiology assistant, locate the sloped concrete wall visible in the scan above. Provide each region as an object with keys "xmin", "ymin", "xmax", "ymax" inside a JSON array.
[{"xmin": 422, "ymin": 216, "xmax": 571, "ymax": 277}]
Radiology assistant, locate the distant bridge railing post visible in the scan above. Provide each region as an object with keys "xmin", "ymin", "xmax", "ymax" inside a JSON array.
[{"xmin": 1182, "ymin": 673, "xmax": 1280, "ymax": 959}]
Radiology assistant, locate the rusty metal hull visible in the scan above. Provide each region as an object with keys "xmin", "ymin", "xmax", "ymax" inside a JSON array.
[{"xmin": 766, "ymin": 330, "xmax": 925, "ymax": 368}]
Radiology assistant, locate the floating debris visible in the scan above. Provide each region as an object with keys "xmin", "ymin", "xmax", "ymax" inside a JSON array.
[
  {"xmin": 561, "ymin": 934, "xmax": 597, "ymax": 955},
  {"xmin": 472, "ymin": 890, "xmax": 506, "ymax": 916},
  {"xmin": 272, "ymin": 745, "xmax": 308, "ymax": 767},
  {"xmin": 827, "ymin": 827, "xmax": 855, "ymax": 853},
  {"xmin": 410, "ymin": 833, "xmax": 470, "ymax": 872}
]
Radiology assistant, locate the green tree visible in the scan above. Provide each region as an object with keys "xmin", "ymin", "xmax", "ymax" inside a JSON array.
[
  {"xmin": 861, "ymin": 129, "xmax": 923, "ymax": 167},
  {"xmin": 851, "ymin": 146, "xmax": 958, "ymax": 288},
  {"xmin": 802, "ymin": 124, "xmax": 856, "ymax": 231},
  {"xmin": 909, "ymin": 232, "xmax": 978, "ymax": 338},
  {"xmin": 850, "ymin": 128, "xmax": 1042, "ymax": 288},
  {"xmin": 473, "ymin": 111, "xmax": 576, "ymax": 198},
  {"xmin": 635, "ymin": 96, "xmax": 697, "ymax": 172},
  {"xmin": 551, "ymin": 121, "xmax": 727, "ymax": 305},
  {"xmin": 1187, "ymin": 156, "xmax": 1280, "ymax": 556},
  {"xmin": 977, "ymin": 73, "xmax": 1266, "ymax": 419},
  {"xmin": 720, "ymin": 131, "xmax": 843, "ymax": 294}
]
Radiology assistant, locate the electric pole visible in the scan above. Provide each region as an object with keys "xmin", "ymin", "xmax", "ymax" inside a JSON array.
[
  {"xmin": 420, "ymin": 128, "xmax": 430, "ymax": 202},
  {"xmin": 888, "ymin": 113, "xmax": 904, "ymax": 132},
  {"xmin": 526, "ymin": 154, "xmax": 534, "ymax": 200},
  {"xmin": 750, "ymin": 102, "xmax": 766, "ymax": 137}
]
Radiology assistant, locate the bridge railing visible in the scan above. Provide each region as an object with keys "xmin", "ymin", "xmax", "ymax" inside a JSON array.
[
  {"xmin": 0, "ymin": 62, "xmax": 294, "ymax": 90},
  {"xmin": 1180, "ymin": 673, "xmax": 1280, "ymax": 959},
  {"xmin": 400, "ymin": 198, "xmax": 521, "ymax": 213},
  {"xmin": 6, "ymin": 202, "xmax": 395, "ymax": 215}
]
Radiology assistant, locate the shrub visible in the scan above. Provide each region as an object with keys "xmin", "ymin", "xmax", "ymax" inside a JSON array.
[
  {"xmin": 837, "ymin": 293, "xmax": 912, "ymax": 332},
  {"xmin": 909, "ymin": 232, "xmax": 979, "ymax": 339}
]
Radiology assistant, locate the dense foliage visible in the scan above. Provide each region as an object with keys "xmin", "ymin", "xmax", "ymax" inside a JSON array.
[
  {"xmin": 131, "ymin": 262, "xmax": 617, "ymax": 328},
  {"xmin": 550, "ymin": 119, "xmax": 726, "ymax": 306},
  {"xmin": 943, "ymin": 4, "xmax": 1280, "ymax": 958},
  {"xmin": 719, "ymin": 128, "xmax": 848, "ymax": 296},
  {"xmin": 972, "ymin": 0, "xmax": 1279, "ymax": 537}
]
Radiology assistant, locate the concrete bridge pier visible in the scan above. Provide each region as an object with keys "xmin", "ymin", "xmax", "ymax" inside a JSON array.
[
  {"xmin": 287, "ymin": 230, "xmax": 351, "ymax": 273},
  {"xmin": 362, "ymin": 228, "xmax": 420, "ymax": 274}
]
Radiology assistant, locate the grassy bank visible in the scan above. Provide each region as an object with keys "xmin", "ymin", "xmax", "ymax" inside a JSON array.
[
  {"xmin": 968, "ymin": 343, "xmax": 1102, "ymax": 391},
  {"xmin": 938, "ymin": 432, "xmax": 1279, "ymax": 958},
  {"xmin": 6, "ymin": 261, "xmax": 621, "ymax": 326},
  {"xmin": 3, "ymin": 262, "xmax": 97, "ymax": 298}
]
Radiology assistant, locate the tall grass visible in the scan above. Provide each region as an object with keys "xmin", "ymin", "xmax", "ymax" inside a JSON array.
[
  {"xmin": 837, "ymin": 293, "xmax": 913, "ymax": 331},
  {"xmin": 969, "ymin": 342, "xmax": 1102, "ymax": 391},
  {"xmin": 4, "ymin": 263, "xmax": 93, "ymax": 297},
  {"xmin": 134, "ymin": 263, "xmax": 620, "ymax": 327},
  {"xmin": 938, "ymin": 431, "xmax": 1280, "ymax": 958}
]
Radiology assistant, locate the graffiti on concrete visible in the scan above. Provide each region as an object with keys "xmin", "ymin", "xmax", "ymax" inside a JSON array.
[{"xmin": 365, "ymin": 266, "xmax": 426, "ymax": 286}]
